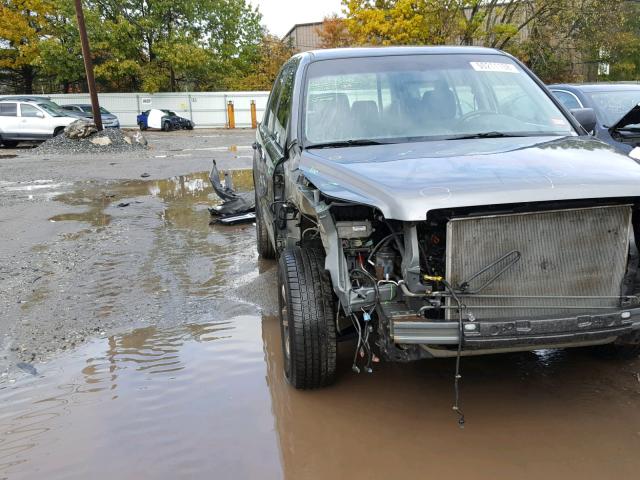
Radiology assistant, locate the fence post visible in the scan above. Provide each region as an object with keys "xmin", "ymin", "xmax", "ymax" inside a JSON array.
[
  {"xmin": 227, "ymin": 100, "xmax": 235, "ymax": 129},
  {"xmin": 188, "ymin": 94, "xmax": 194, "ymax": 122},
  {"xmin": 250, "ymin": 100, "xmax": 257, "ymax": 129}
]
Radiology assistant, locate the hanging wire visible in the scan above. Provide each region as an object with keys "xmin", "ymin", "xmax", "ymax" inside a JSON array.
[{"xmin": 442, "ymin": 279, "xmax": 466, "ymax": 427}]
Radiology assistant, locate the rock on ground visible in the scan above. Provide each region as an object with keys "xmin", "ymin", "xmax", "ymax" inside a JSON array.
[
  {"xmin": 90, "ymin": 136, "xmax": 112, "ymax": 146},
  {"xmin": 65, "ymin": 119, "xmax": 98, "ymax": 139}
]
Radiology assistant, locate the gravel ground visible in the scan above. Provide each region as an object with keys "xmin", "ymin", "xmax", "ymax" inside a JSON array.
[
  {"xmin": 0, "ymin": 129, "xmax": 259, "ymax": 375},
  {"xmin": 36, "ymin": 127, "xmax": 147, "ymax": 154}
]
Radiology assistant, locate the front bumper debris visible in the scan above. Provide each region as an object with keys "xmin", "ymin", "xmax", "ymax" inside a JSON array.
[{"xmin": 391, "ymin": 309, "xmax": 640, "ymax": 347}]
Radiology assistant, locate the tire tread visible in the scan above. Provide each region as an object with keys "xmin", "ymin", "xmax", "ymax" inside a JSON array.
[{"xmin": 280, "ymin": 247, "xmax": 336, "ymax": 389}]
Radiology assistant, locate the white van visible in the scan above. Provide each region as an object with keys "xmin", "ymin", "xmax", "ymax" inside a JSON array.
[{"xmin": 0, "ymin": 100, "xmax": 77, "ymax": 147}]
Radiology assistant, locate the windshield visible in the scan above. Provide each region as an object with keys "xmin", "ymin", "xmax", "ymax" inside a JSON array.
[
  {"xmin": 586, "ymin": 90, "xmax": 640, "ymax": 127},
  {"xmin": 37, "ymin": 103, "xmax": 66, "ymax": 117},
  {"xmin": 303, "ymin": 54, "xmax": 575, "ymax": 146},
  {"xmin": 80, "ymin": 106, "xmax": 109, "ymax": 114}
]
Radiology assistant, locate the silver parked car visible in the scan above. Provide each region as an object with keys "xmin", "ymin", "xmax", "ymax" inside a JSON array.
[
  {"xmin": 60, "ymin": 104, "xmax": 120, "ymax": 128},
  {"xmin": 254, "ymin": 47, "xmax": 640, "ymax": 394}
]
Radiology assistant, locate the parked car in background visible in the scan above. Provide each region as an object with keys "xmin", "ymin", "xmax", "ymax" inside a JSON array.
[
  {"xmin": 60, "ymin": 104, "xmax": 120, "ymax": 128},
  {"xmin": 256, "ymin": 47, "xmax": 640, "ymax": 391},
  {"xmin": 137, "ymin": 109, "xmax": 194, "ymax": 131},
  {"xmin": 0, "ymin": 99, "xmax": 76, "ymax": 147},
  {"xmin": 549, "ymin": 84, "xmax": 640, "ymax": 154},
  {"xmin": 0, "ymin": 95, "xmax": 86, "ymax": 119}
]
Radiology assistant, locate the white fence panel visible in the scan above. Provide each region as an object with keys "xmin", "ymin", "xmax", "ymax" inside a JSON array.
[{"xmin": 47, "ymin": 91, "xmax": 269, "ymax": 128}]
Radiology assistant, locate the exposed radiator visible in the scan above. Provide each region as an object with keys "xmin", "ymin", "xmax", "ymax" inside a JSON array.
[{"xmin": 445, "ymin": 205, "xmax": 632, "ymax": 321}]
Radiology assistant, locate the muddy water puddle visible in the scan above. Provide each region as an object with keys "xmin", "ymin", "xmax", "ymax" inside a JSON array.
[
  {"xmin": 2, "ymin": 314, "xmax": 640, "ymax": 479},
  {"xmin": 3, "ymin": 170, "xmax": 640, "ymax": 478}
]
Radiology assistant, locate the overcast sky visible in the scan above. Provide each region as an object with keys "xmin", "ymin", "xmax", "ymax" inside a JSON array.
[{"xmin": 251, "ymin": 0, "xmax": 344, "ymax": 37}]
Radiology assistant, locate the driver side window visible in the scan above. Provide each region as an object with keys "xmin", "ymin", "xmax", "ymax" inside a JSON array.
[
  {"xmin": 264, "ymin": 70, "xmax": 284, "ymax": 135},
  {"xmin": 273, "ymin": 65, "xmax": 295, "ymax": 149}
]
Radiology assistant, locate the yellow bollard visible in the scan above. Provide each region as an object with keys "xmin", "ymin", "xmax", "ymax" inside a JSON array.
[
  {"xmin": 227, "ymin": 100, "xmax": 235, "ymax": 129},
  {"xmin": 250, "ymin": 100, "xmax": 257, "ymax": 129}
]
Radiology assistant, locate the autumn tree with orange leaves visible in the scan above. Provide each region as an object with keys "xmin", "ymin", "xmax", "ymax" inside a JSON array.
[{"xmin": 316, "ymin": 14, "xmax": 353, "ymax": 48}]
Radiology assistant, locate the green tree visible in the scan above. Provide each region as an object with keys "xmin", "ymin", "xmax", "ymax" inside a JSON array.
[
  {"xmin": 0, "ymin": 0, "xmax": 55, "ymax": 93},
  {"xmin": 227, "ymin": 34, "xmax": 294, "ymax": 90},
  {"xmin": 88, "ymin": 0, "xmax": 262, "ymax": 92}
]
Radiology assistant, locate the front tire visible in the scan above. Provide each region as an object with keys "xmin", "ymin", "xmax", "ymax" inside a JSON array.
[
  {"xmin": 162, "ymin": 121, "xmax": 171, "ymax": 132},
  {"xmin": 278, "ymin": 247, "xmax": 337, "ymax": 389},
  {"xmin": 138, "ymin": 122, "xmax": 147, "ymax": 131}
]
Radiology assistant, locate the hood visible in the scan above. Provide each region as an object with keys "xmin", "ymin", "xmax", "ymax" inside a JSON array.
[
  {"xmin": 610, "ymin": 103, "xmax": 640, "ymax": 132},
  {"xmin": 299, "ymin": 136, "xmax": 640, "ymax": 221}
]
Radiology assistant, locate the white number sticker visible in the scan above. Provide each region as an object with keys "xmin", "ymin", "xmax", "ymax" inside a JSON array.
[{"xmin": 470, "ymin": 62, "xmax": 519, "ymax": 73}]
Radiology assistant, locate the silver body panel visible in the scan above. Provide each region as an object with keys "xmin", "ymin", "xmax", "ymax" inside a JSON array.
[{"xmin": 298, "ymin": 136, "xmax": 640, "ymax": 221}]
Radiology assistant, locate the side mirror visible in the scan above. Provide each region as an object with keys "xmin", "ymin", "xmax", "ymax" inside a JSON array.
[
  {"xmin": 36, "ymin": 111, "xmax": 45, "ymax": 118},
  {"xmin": 569, "ymin": 108, "xmax": 597, "ymax": 134}
]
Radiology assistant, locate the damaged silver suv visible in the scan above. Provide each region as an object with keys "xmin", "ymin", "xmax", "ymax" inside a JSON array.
[{"xmin": 253, "ymin": 47, "xmax": 640, "ymax": 391}]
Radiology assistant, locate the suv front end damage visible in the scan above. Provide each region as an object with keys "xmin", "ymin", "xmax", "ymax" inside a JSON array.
[
  {"xmin": 255, "ymin": 47, "xmax": 640, "ymax": 395},
  {"xmin": 287, "ymin": 172, "xmax": 640, "ymax": 364}
]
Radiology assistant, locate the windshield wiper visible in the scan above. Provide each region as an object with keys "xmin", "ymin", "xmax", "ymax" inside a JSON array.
[
  {"xmin": 306, "ymin": 139, "xmax": 392, "ymax": 149},
  {"xmin": 445, "ymin": 131, "xmax": 531, "ymax": 140}
]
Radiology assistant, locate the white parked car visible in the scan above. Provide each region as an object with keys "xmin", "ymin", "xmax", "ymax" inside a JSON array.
[{"xmin": 0, "ymin": 100, "xmax": 77, "ymax": 147}]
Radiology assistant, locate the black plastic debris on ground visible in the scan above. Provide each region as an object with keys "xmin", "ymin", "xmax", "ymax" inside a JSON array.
[{"xmin": 208, "ymin": 159, "xmax": 255, "ymax": 225}]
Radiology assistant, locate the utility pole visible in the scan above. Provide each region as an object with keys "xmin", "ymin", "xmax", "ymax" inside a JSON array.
[{"xmin": 74, "ymin": 0, "xmax": 103, "ymax": 131}]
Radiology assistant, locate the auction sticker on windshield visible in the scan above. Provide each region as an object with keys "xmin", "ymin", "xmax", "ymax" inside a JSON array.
[{"xmin": 470, "ymin": 62, "xmax": 519, "ymax": 73}]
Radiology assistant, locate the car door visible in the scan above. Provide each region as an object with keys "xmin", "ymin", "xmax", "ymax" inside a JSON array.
[
  {"xmin": 0, "ymin": 102, "xmax": 19, "ymax": 138},
  {"xmin": 254, "ymin": 66, "xmax": 287, "ymax": 225},
  {"xmin": 18, "ymin": 103, "xmax": 50, "ymax": 139},
  {"xmin": 254, "ymin": 61, "xmax": 298, "ymax": 249}
]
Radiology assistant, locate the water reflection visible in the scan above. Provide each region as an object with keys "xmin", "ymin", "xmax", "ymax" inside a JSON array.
[
  {"xmin": 0, "ymin": 314, "xmax": 282, "ymax": 480},
  {"xmin": 2, "ymin": 312, "xmax": 640, "ymax": 479},
  {"xmin": 24, "ymin": 171, "xmax": 259, "ymax": 324},
  {"xmin": 261, "ymin": 314, "xmax": 640, "ymax": 479}
]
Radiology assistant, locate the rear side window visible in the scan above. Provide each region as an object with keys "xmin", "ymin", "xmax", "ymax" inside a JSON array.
[
  {"xmin": 20, "ymin": 104, "xmax": 42, "ymax": 117},
  {"xmin": 273, "ymin": 65, "xmax": 296, "ymax": 148},
  {"xmin": 0, "ymin": 103, "xmax": 17, "ymax": 116},
  {"xmin": 552, "ymin": 90, "xmax": 582, "ymax": 110}
]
